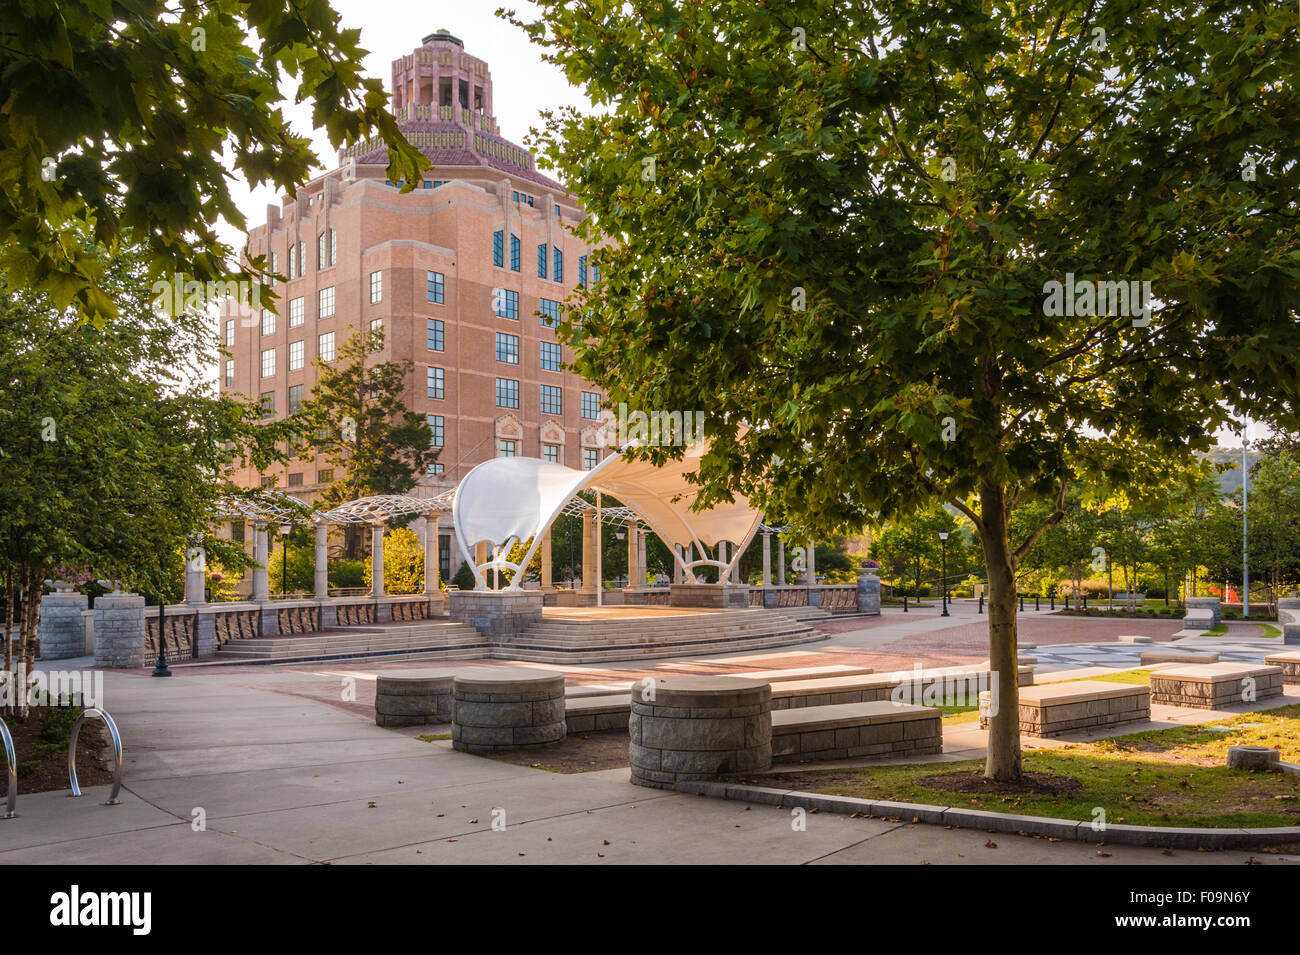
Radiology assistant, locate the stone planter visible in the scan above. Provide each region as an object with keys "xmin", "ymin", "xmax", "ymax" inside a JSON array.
[{"xmin": 451, "ymin": 667, "xmax": 565, "ymax": 753}]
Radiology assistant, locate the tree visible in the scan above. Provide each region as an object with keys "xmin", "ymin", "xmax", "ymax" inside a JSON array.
[
  {"xmin": 519, "ymin": 1, "xmax": 1300, "ymax": 780},
  {"xmin": 870, "ymin": 506, "xmax": 965, "ymax": 596},
  {"xmin": 295, "ymin": 328, "xmax": 438, "ymax": 557},
  {"xmin": 362, "ymin": 527, "xmax": 424, "ymax": 594},
  {"xmin": 0, "ymin": 241, "xmax": 287, "ymax": 706},
  {"xmin": 0, "ymin": 1, "xmax": 425, "ymax": 325}
]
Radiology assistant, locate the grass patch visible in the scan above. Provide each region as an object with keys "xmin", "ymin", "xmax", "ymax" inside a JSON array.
[
  {"xmin": 1203, "ymin": 622, "xmax": 1229, "ymax": 636},
  {"xmin": 1256, "ymin": 623, "xmax": 1282, "ymax": 639},
  {"xmin": 748, "ymin": 704, "xmax": 1300, "ymax": 829},
  {"xmin": 416, "ymin": 733, "xmax": 452, "ymax": 741},
  {"xmin": 1048, "ymin": 669, "xmax": 1152, "ymax": 686}
]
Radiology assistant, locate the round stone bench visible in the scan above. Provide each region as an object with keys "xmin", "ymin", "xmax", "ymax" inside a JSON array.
[
  {"xmin": 374, "ymin": 669, "xmax": 456, "ymax": 727},
  {"xmin": 629, "ymin": 676, "xmax": 771, "ymax": 790},
  {"xmin": 451, "ymin": 668, "xmax": 566, "ymax": 754}
]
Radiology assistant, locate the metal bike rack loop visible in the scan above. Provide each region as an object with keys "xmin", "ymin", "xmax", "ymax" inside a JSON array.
[
  {"xmin": 68, "ymin": 707, "xmax": 123, "ymax": 805},
  {"xmin": 0, "ymin": 717, "xmax": 15, "ymax": 818}
]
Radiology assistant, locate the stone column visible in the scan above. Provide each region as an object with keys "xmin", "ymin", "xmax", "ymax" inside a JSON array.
[
  {"xmin": 806, "ymin": 540, "xmax": 817, "ymax": 586},
  {"xmin": 762, "ymin": 531, "xmax": 772, "ymax": 586},
  {"xmin": 314, "ymin": 521, "xmax": 329, "ymax": 599},
  {"xmin": 474, "ymin": 541, "xmax": 489, "ymax": 589},
  {"xmin": 371, "ymin": 523, "xmax": 386, "ymax": 598},
  {"xmin": 580, "ymin": 510, "xmax": 597, "ymax": 594},
  {"xmin": 94, "ymin": 592, "xmax": 148, "ymax": 669},
  {"xmin": 424, "ymin": 514, "xmax": 441, "ymax": 595},
  {"xmin": 673, "ymin": 544, "xmax": 685, "ymax": 584},
  {"xmin": 184, "ymin": 543, "xmax": 206, "ymax": 604},
  {"xmin": 626, "ymin": 520, "xmax": 639, "ymax": 588},
  {"xmin": 540, "ymin": 528, "xmax": 553, "ymax": 591},
  {"xmin": 718, "ymin": 541, "xmax": 728, "ymax": 582},
  {"xmin": 38, "ymin": 584, "xmax": 89, "ymax": 660},
  {"xmin": 252, "ymin": 524, "xmax": 270, "ymax": 602},
  {"xmin": 638, "ymin": 528, "xmax": 647, "ymax": 585},
  {"xmin": 730, "ymin": 542, "xmax": 742, "ymax": 583},
  {"xmin": 777, "ymin": 538, "xmax": 785, "ymax": 586}
]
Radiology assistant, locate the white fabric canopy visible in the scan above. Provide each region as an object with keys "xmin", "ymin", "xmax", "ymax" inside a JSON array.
[{"xmin": 452, "ymin": 442, "xmax": 761, "ymax": 590}]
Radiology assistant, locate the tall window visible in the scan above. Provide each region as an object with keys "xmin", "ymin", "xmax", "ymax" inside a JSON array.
[
  {"xmin": 539, "ymin": 298, "xmax": 561, "ymax": 328},
  {"xmin": 319, "ymin": 469, "xmax": 334, "ymax": 484},
  {"xmin": 495, "ymin": 332, "xmax": 519, "ymax": 364},
  {"xmin": 427, "ymin": 318, "xmax": 444, "ymax": 351},
  {"xmin": 369, "ymin": 270, "xmax": 383, "ymax": 303},
  {"xmin": 261, "ymin": 309, "xmax": 275, "ymax": 336},
  {"xmin": 260, "ymin": 392, "xmax": 275, "ymax": 417},
  {"xmin": 581, "ymin": 391, "xmax": 601, "ymax": 419},
  {"xmin": 493, "ymin": 230, "xmax": 504, "ymax": 267},
  {"xmin": 578, "ymin": 255, "xmax": 588, "ymax": 288},
  {"xmin": 540, "ymin": 341, "xmax": 562, "ymax": 371},
  {"xmin": 510, "ymin": 233, "xmax": 520, "ymax": 271},
  {"xmin": 427, "ymin": 366, "xmax": 444, "ymax": 400},
  {"xmin": 261, "ymin": 348, "xmax": 275, "ymax": 378},
  {"xmin": 329, "ymin": 229, "xmax": 337, "ymax": 266},
  {"xmin": 289, "ymin": 340, "xmax": 304, "ymax": 371},
  {"xmin": 427, "ymin": 414, "xmax": 444, "ymax": 447},
  {"xmin": 553, "ymin": 247, "xmax": 563, "ymax": 283},
  {"xmin": 494, "ymin": 289, "xmax": 519, "ymax": 320},
  {"xmin": 583, "ymin": 448, "xmax": 599, "ymax": 470},
  {"xmin": 317, "ymin": 231, "xmax": 328, "ymax": 268},
  {"xmin": 288, "ymin": 383, "xmax": 303, "ymax": 413},
  {"xmin": 427, "ymin": 270, "xmax": 444, "ymax": 304},
  {"xmin": 497, "ymin": 439, "xmax": 517, "ymax": 457},
  {"xmin": 495, "ymin": 378, "xmax": 520, "ymax": 409},
  {"xmin": 297, "ymin": 240, "xmax": 305, "ymax": 275},
  {"xmin": 318, "ymin": 286, "xmax": 335, "ymax": 318},
  {"xmin": 269, "ymin": 252, "xmax": 278, "ymax": 286},
  {"xmin": 224, "ymin": 359, "xmax": 234, "ymax": 388},
  {"xmin": 537, "ymin": 243, "xmax": 547, "ymax": 279},
  {"xmin": 540, "ymin": 384, "xmax": 562, "ymax": 416},
  {"xmin": 318, "ymin": 331, "xmax": 335, "ymax": 362},
  {"xmin": 543, "ymin": 444, "xmax": 560, "ymax": 464},
  {"xmin": 225, "ymin": 319, "xmax": 235, "ymax": 346},
  {"xmin": 289, "ymin": 297, "xmax": 304, "ymax": 327},
  {"xmin": 287, "ymin": 244, "xmax": 296, "ymax": 280}
]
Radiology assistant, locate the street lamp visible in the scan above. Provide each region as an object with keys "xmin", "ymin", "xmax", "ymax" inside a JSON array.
[
  {"xmin": 938, "ymin": 531, "xmax": 950, "ymax": 617},
  {"xmin": 1242, "ymin": 419, "xmax": 1251, "ymax": 617},
  {"xmin": 152, "ymin": 550, "xmax": 171, "ymax": 678},
  {"xmin": 280, "ymin": 523, "xmax": 291, "ymax": 597}
]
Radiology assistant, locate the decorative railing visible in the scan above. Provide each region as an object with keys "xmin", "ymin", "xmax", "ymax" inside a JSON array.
[
  {"xmin": 213, "ymin": 608, "xmax": 259, "ymax": 644},
  {"xmin": 145, "ymin": 611, "xmax": 197, "ymax": 662},
  {"xmin": 277, "ymin": 605, "xmax": 320, "ymax": 635},
  {"xmin": 336, "ymin": 603, "xmax": 376, "ymax": 626},
  {"xmin": 391, "ymin": 600, "xmax": 430, "ymax": 622},
  {"xmin": 818, "ymin": 587, "xmax": 858, "ymax": 611}
]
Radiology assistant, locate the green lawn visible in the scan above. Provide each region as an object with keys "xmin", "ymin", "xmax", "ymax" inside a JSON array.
[
  {"xmin": 756, "ymin": 705, "xmax": 1300, "ymax": 829},
  {"xmin": 1256, "ymin": 623, "xmax": 1283, "ymax": 639}
]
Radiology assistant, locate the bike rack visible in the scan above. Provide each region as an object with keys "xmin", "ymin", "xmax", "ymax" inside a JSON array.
[
  {"xmin": 68, "ymin": 707, "xmax": 123, "ymax": 805},
  {"xmin": 1, "ymin": 717, "xmax": 15, "ymax": 818}
]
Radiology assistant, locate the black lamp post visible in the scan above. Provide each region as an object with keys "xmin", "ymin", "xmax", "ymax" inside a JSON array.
[
  {"xmin": 939, "ymin": 531, "xmax": 950, "ymax": 617},
  {"xmin": 152, "ymin": 554, "xmax": 172, "ymax": 677}
]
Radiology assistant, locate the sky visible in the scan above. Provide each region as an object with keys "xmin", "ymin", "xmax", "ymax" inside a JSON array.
[{"xmin": 218, "ymin": 0, "xmax": 591, "ymax": 253}]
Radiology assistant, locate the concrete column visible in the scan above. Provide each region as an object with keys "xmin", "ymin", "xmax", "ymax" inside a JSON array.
[
  {"xmin": 424, "ymin": 515, "xmax": 441, "ymax": 595},
  {"xmin": 252, "ymin": 524, "xmax": 270, "ymax": 602},
  {"xmin": 371, "ymin": 523, "xmax": 386, "ymax": 598},
  {"xmin": 777, "ymin": 538, "xmax": 785, "ymax": 586},
  {"xmin": 314, "ymin": 521, "xmax": 329, "ymax": 599},
  {"xmin": 185, "ymin": 543, "xmax": 206, "ymax": 604},
  {"xmin": 38, "ymin": 586, "xmax": 89, "ymax": 660},
  {"xmin": 474, "ymin": 541, "xmax": 488, "ymax": 589},
  {"xmin": 580, "ymin": 511, "xmax": 597, "ymax": 594},
  {"xmin": 730, "ymin": 544, "xmax": 742, "ymax": 583},
  {"xmin": 638, "ymin": 529, "xmax": 647, "ymax": 585},
  {"xmin": 540, "ymin": 528, "xmax": 553, "ymax": 590},
  {"xmin": 719, "ymin": 541, "xmax": 728, "ymax": 580},
  {"xmin": 673, "ymin": 544, "xmax": 685, "ymax": 584},
  {"xmin": 762, "ymin": 532, "xmax": 772, "ymax": 586},
  {"xmin": 93, "ymin": 592, "xmax": 147, "ymax": 669},
  {"xmin": 807, "ymin": 540, "xmax": 817, "ymax": 586},
  {"xmin": 626, "ymin": 520, "xmax": 639, "ymax": 587}
]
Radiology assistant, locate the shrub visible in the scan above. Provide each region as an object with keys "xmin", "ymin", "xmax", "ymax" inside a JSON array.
[
  {"xmin": 362, "ymin": 527, "xmax": 423, "ymax": 594},
  {"xmin": 329, "ymin": 559, "xmax": 366, "ymax": 589},
  {"xmin": 452, "ymin": 561, "xmax": 476, "ymax": 591}
]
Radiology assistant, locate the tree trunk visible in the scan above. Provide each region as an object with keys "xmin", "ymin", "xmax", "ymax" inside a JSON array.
[{"xmin": 978, "ymin": 481, "xmax": 1021, "ymax": 782}]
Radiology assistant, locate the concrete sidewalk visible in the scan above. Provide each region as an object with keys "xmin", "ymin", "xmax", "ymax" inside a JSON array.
[{"xmin": 3, "ymin": 666, "xmax": 1295, "ymax": 865}]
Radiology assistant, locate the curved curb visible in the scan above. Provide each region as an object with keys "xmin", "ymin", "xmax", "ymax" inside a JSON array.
[{"xmin": 674, "ymin": 780, "xmax": 1300, "ymax": 851}]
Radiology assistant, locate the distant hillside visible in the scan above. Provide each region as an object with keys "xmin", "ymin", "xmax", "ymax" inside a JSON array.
[{"xmin": 1201, "ymin": 446, "xmax": 1263, "ymax": 495}]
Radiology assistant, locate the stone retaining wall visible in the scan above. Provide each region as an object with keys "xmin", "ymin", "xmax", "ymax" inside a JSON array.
[
  {"xmin": 451, "ymin": 667, "xmax": 565, "ymax": 753},
  {"xmin": 375, "ymin": 670, "xmax": 455, "ymax": 727},
  {"xmin": 772, "ymin": 703, "xmax": 940, "ymax": 763},
  {"xmin": 1150, "ymin": 665, "xmax": 1283, "ymax": 709}
]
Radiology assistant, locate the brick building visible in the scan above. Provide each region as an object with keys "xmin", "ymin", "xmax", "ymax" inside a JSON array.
[{"xmin": 220, "ymin": 30, "xmax": 605, "ymax": 580}]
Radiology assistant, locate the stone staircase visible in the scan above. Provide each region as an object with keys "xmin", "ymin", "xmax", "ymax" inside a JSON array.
[
  {"xmin": 212, "ymin": 620, "xmax": 488, "ymax": 665},
  {"xmin": 504, "ymin": 608, "xmax": 828, "ymax": 663}
]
